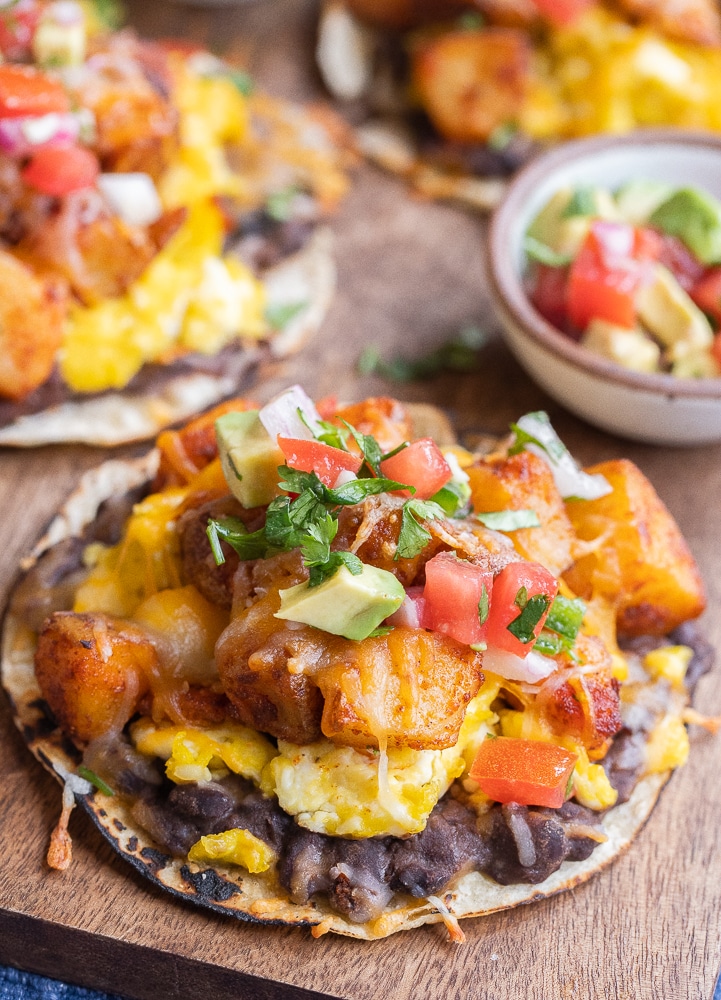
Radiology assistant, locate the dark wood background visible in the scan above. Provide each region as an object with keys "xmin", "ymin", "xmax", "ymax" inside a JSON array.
[{"xmin": 1, "ymin": 2, "xmax": 720, "ymax": 997}]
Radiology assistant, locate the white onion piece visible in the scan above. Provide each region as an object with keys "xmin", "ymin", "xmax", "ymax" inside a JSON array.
[
  {"xmin": 482, "ymin": 647, "xmax": 558, "ymax": 683},
  {"xmin": 0, "ymin": 112, "xmax": 80, "ymax": 156},
  {"xmin": 259, "ymin": 384, "xmax": 323, "ymax": 442},
  {"xmin": 386, "ymin": 588, "xmax": 425, "ymax": 628},
  {"xmin": 514, "ymin": 412, "xmax": 611, "ymax": 501},
  {"xmin": 97, "ymin": 172, "xmax": 163, "ymax": 228},
  {"xmin": 505, "ymin": 805, "xmax": 537, "ymax": 867},
  {"xmin": 333, "ymin": 469, "xmax": 358, "ymax": 488},
  {"xmin": 54, "ymin": 761, "xmax": 93, "ymax": 797}
]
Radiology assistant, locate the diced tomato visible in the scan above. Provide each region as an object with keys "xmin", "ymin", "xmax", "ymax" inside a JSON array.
[
  {"xmin": 470, "ymin": 737, "xmax": 578, "ymax": 808},
  {"xmin": 691, "ymin": 267, "xmax": 721, "ymax": 326},
  {"xmin": 485, "ymin": 561, "xmax": 557, "ymax": 657},
  {"xmin": 528, "ymin": 263, "xmax": 570, "ymax": 331},
  {"xmin": 566, "ymin": 221, "xmax": 647, "ymax": 331},
  {"xmin": 277, "ymin": 437, "xmax": 362, "ymax": 487},
  {"xmin": 22, "ymin": 145, "xmax": 99, "ymax": 196},
  {"xmin": 528, "ymin": 0, "xmax": 592, "ymax": 25},
  {"xmin": 379, "ymin": 438, "xmax": 451, "ymax": 499},
  {"xmin": 421, "ymin": 552, "xmax": 492, "ymax": 646},
  {"xmin": 0, "ymin": 64, "xmax": 70, "ymax": 119},
  {"xmin": 633, "ymin": 226, "xmax": 663, "ymax": 262},
  {"xmin": 657, "ymin": 233, "xmax": 705, "ymax": 291},
  {"xmin": 0, "ymin": 0, "xmax": 41, "ymax": 61}
]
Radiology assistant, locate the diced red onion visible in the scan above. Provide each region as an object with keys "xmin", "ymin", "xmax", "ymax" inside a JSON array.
[
  {"xmin": 482, "ymin": 647, "xmax": 558, "ymax": 683},
  {"xmin": 97, "ymin": 172, "xmax": 162, "ymax": 227},
  {"xmin": 259, "ymin": 384, "xmax": 323, "ymax": 442},
  {"xmin": 386, "ymin": 587, "xmax": 425, "ymax": 628},
  {"xmin": 0, "ymin": 112, "xmax": 80, "ymax": 156}
]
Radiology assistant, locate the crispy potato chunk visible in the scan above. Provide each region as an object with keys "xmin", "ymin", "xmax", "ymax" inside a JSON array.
[
  {"xmin": 216, "ymin": 586, "xmax": 483, "ymax": 750},
  {"xmin": 564, "ymin": 460, "xmax": 706, "ymax": 635},
  {"xmin": 155, "ymin": 398, "xmax": 256, "ymax": 489},
  {"xmin": 317, "ymin": 626, "xmax": 483, "ymax": 750},
  {"xmin": 0, "ymin": 250, "xmax": 67, "ymax": 401},
  {"xmin": 35, "ymin": 612, "xmax": 154, "ymax": 744},
  {"xmin": 216, "ymin": 587, "xmax": 325, "ymax": 745},
  {"xmin": 412, "ymin": 29, "xmax": 530, "ymax": 143},
  {"xmin": 467, "ymin": 451, "xmax": 575, "ymax": 576}
]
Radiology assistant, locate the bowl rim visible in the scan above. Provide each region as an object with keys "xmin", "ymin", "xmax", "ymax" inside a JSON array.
[{"xmin": 487, "ymin": 128, "xmax": 721, "ymax": 401}]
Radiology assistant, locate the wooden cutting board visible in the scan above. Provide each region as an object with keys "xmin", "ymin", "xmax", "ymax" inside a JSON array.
[{"xmin": 1, "ymin": 2, "xmax": 721, "ymax": 997}]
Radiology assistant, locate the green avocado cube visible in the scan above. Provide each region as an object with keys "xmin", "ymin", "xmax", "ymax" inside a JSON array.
[
  {"xmin": 274, "ymin": 564, "xmax": 405, "ymax": 641},
  {"xmin": 649, "ymin": 187, "xmax": 721, "ymax": 265},
  {"xmin": 216, "ymin": 410, "xmax": 284, "ymax": 509}
]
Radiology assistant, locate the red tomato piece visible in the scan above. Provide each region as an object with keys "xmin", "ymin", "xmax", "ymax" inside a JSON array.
[
  {"xmin": 379, "ymin": 438, "xmax": 451, "ymax": 499},
  {"xmin": 421, "ymin": 552, "xmax": 492, "ymax": 646},
  {"xmin": 316, "ymin": 395, "xmax": 339, "ymax": 420},
  {"xmin": 0, "ymin": 64, "xmax": 70, "ymax": 119},
  {"xmin": 485, "ymin": 561, "xmax": 557, "ymax": 657},
  {"xmin": 691, "ymin": 267, "xmax": 721, "ymax": 326},
  {"xmin": 566, "ymin": 222, "xmax": 645, "ymax": 331},
  {"xmin": 528, "ymin": 263, "xmax": 570, "ymax": 331},
  {"xmin": 0, "ymin": 0, "xmax": 41, "ymax": 61},
  {"xmin": 470, "ymin": 737, "xmax": 578, "ymax": 808},
  {"xmin": 277, "ymin": 437, "xmax": 362, "ymax": 487},
  {"xmin": 528, "ymin": 0, "xmax": 592, "ymax": 24},
  {"xmin": 22, "ymin": 145, "xmax": 99, "ymax": 196}
]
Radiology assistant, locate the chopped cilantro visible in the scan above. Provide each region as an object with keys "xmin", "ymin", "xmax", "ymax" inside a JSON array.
[
  {"xmin": 507, "ymin": 594, "xmax": 551, "ymax": 645},
  {"xmin": 227, "ymin": 68, "xmax": 254, "ymax": 96},
  {"xmin": 77, "ymin": 766, "xmax": 115, "ymax": 797},
  {"xmin": 357, "ymin": 325, "xmax": 488, "ymax": 382},
  {"xmin": 488, "ymin": 121, "xmax": 517, "ymax": 152},
  {"xmin": 562, "ymin": 187, "xmax": 596, "ymax": 218},
  {"xmin": 265, "ymin": 301, "xmax": 307, "ymax": 330},
  {"xmin": 475, "ymin": 509, "xmax": 541, "ymax": 531},
  {"xmin": 266, "ymin": 185, "xmax": 299, "ymax": 222},
  {"xmin": 396, "ymin": 499, "xmax": 446, "ymax": 560},
  {"xmin": 341, "ymin": 420, "xmax": 384, "ymax": 476},
  {"xmin": 478, "ymin": 585, "xmax": 489, "ymax": 626},
  {"xmin": 206, "ymin": 516, "xmax": 268, "ymax": 564}
]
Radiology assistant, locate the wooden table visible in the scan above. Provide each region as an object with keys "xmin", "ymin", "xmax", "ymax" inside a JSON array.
[{"xmin": 1, "ymin": 2, "xmax": 720, "ymax": 997}]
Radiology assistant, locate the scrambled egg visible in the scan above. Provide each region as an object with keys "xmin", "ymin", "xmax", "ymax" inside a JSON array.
[
  {"xmin": 188, "ymin": 828, "xmax": 275, "ymax": 873},
  {"xmin": 260, "ymin": 680, "xmax": 502, "ymax": 839},
  {"xmin": 60, "ymin": 201, "xmax": 266, "ymax": 393},
  {"xmin": 524, "ymin": 8, "xmax": 721, "ymax": 140}
]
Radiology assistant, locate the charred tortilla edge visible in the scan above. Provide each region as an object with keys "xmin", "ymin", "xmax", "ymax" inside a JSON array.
[{"xmin": 0, "ymin": 427, "xmax": 674, "ymax": 940}]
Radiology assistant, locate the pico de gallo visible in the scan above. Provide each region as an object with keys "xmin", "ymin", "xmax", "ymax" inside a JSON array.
[{"xmin": 524, "ymin": 180, "xmax": 721, "ymax": 378}]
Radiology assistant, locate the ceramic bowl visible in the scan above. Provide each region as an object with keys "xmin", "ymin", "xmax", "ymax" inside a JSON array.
[{"xmin": 487, "ymin": 129, "xmax": 721, "ymax": 445}]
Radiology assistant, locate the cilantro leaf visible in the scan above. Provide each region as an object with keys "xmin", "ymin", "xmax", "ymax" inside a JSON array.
[
  {"xmin": 341, "ymin": 420, "xmax": 384, "ymax": 475},
  {"xmin": 308, "ymin": 551, "xmax": 363, "ymax": 587},
  {"xmin": 77, "ymin": 766, "xmax": 115, "ymax": 796},
  {"xmin": 357, "ymin": 325, "xmax": 488, "ymax": 383},
  {"xmin": 266, "ymin": 185, "xmax": 299, "ymax": 222},
  {"xmin": 507, "ymin": 594, "xmax": 551, "ymax": 644},
  {"xmin": 396, "ymin": 499, "xmax": 446, "ymax": 560},
  {"xmin": 227, "ymin": 68, "xmax": 254, "ymax": 96},
  {"xmin": 207, "ymin": 516, "xmax": 268, "ymax": 564},
  {"xmin": 326, "ymin": 476, "xmax": 411, "ymax": 505},
  {"xmin": 475, "ymin": 509, "xmax": 541, "ymax": 531},
  {"xmin": 478, "ymin": 584, "xmax": 489, "ymax": 626},
  {"xmin": 265, "ymin": 301, "xmax": 307, "ymax": 330}
]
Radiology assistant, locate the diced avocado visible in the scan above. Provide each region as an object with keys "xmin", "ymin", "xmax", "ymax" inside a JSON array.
[
  {"xmin": 581, "ymin": 318, "xmax": 661, "ymax": 373},
  {"xmin": 527, "ymin": 186, "xmax": 618, "ymax": 259},
  {"xmin": 636, "ymin": 265, "xmax": 713, "ymax": 359},
  {"xmin": 275, "ymin": 564, "xmax": 405, "ymax": 641},
  {"xmin": 614, "ymin": 180, "xmax": 673, "ymax": 226},
  {"xmin": 649, "ymin": 187, "xmax": 721, "ymax": 265},
  {"xmin": 216, "ymin": 410, "xmax": 284, "ymax": 509}
]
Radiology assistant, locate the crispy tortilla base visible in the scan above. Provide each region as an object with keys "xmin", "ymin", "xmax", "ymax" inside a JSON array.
[
  {"xmin": 0, "ymin": 228, "xmax": 336, "ymax": 448},
  {"xmin": 0, "ymin": 428, "xmax": 672, "ymax": 940}
]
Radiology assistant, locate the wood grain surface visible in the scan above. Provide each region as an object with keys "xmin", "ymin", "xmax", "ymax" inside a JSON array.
[{"xmin": 1, "ymin": 2, "xmax": 721, "ymax": 998}]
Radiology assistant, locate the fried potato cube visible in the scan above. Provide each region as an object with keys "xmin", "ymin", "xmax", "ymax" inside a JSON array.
[
  {"xmin": 411, "ymin": 29, "xmax": 530, "ymax": 143},
  {"xmin": 564, "ymin": 459, "xmax": 705, "ymax": 635},
  {"xmin": 35, "ymin": 612, "xmax": 154, "ymax": 744},
  {"xmin": 467, "ymin": 451, "xmax": 575, "ymax": 576},
  {"xmin": 0, "ymin": 250, "xmax": 67, "ymax": 402},
  {"xmin": 317, "ymin": 627, "xmax": 483, "ymax": 751}
]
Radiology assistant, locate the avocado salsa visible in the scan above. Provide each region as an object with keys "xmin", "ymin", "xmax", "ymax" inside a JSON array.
[{"xmin": 524, "ymin": 181, "xmax": 721, "ymax": 378}]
